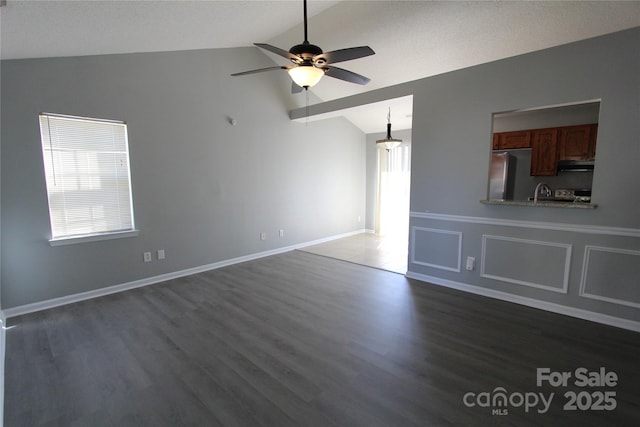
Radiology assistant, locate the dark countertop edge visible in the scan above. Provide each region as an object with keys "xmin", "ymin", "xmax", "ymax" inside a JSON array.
[{"xmin": 480, "ymin": 199, "xmax": 597, "ymax": 209}]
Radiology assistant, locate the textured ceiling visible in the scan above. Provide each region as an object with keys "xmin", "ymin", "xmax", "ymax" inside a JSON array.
[
  {"xmin": 0, "ymin": 1, "xmax": 340, "ymax": 59},
  {"xmin": 2, "ymin": 0, "xmax": 639, "ymax": 133}
]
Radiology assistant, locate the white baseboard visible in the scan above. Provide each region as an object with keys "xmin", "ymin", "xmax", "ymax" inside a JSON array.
[
  {"xmin": 3, "ymin": 229, "xmax": 367, "ymax": 319},
  {"xmin": 294, "ymin": 229, "xmax": 367, "ymax": 248},
  {"xmin": 405, "ymin": 270, "xmax": 640, "ymax": 333}
]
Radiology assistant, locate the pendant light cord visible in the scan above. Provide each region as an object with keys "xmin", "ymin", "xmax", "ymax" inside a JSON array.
[{"xmin": 306, "ymin": 89, "xmax": 309, "ymax": 126}]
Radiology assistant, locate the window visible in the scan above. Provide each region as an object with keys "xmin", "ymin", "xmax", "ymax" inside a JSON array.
[{"xmin": 39, "ymin": 113, "xmax": 136, "ymax": 245}]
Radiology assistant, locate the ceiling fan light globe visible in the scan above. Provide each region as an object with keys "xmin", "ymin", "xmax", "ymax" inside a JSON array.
[{"xmin": 288, "ymin": 66, "xmax": 324, "ymax": 88}]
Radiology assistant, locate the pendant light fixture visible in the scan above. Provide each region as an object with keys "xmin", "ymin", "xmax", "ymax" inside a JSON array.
[{"xmin": 376, "ymin": 107, "xmax": 402, "ymax": 151}]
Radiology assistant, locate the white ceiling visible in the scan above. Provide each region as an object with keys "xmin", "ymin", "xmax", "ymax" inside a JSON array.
[{"xmin": 2, "ymin": 1, "xmax": 639, "ymax": 133}]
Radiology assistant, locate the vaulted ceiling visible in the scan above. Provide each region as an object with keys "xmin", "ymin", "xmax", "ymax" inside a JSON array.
[{"xmin": 2, "ymin": 1, "xmax": 638, "ymax": 133}]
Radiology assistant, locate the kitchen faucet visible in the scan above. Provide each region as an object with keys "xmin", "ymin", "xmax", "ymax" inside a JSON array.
[{"xmin": 534, "ymin": 182, "xmax": 552, "ymax": 203}]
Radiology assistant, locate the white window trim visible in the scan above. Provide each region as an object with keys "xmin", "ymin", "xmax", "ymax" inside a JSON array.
[
  {"xmin": 49, "ymin": 229, "xmax": 139, "ymax": 247},
  {"xmin": 39, "ymin": 112, "xmax": 138, "ymax": 244}
]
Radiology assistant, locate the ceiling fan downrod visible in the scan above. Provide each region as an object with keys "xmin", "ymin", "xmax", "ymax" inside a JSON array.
[
  {"xmin": 303, "ymin": 0, "xmax": 309, "ymax": 43},
  {"xmin": 290, "ymin": 0, "xmax": 322, "ymax": 58}
]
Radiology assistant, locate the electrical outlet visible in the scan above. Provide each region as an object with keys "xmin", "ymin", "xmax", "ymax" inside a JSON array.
[
  {"xmin": 143, "ymin": 252, "xmax": 152, "ymax": 263},
  {"xmin": 260, "ymin": 232, "xmax": 266, "ymax": 241},
  {"xmin": 157, "ymin": 249, "xmax": 165, "ymax": 260},
  {"xmin": 279, "ymin": 229, "xmax": 284, "ymax": 238},
  {"xmin": 466, "ymin": 256, "xmax": 475, "ymax": 271}
]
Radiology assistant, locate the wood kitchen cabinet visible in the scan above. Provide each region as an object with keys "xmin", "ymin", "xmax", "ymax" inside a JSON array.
[
  {"xmin": 558, "ymin": 124, "xmax": 597, "ymax": 161},
  {"xmin": 492, "ymin": 123, "xmax": 597, "ymax": 176},
  {"xmin": 493, "ymin": 130, "xmax": 532, "ymax": 150},
  {"xmin": 530, "ymin": 128, "xmax": 559, "ymax": 176}
]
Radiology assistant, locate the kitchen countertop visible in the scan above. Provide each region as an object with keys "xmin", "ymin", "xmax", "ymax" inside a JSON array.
[{"xmin": 481, "ymin": 199, "xmax": 597, "ymax": 209}]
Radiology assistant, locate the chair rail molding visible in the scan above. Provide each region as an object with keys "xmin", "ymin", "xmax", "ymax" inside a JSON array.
[{"xmin": 410, "ymin": 212, "xmax": 640, "ymax": 238}]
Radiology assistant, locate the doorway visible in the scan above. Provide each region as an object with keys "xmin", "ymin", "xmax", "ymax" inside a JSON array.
[
  {"xmin": 374, "ymin": 139, "xmax": 411, "ymax": 271},
  {"xmin": 295, "ymin": 96, "xmax": 413, "ymax": 274},
  {"xmin": 298, "ymin": 139, "xmax": 411, "ymax": 275}
]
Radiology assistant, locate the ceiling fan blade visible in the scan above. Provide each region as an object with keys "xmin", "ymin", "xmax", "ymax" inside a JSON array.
[
  {"xmin": 255, "ymin": 43, "xmax": 300, "ymax": 63},
  {"xmin": 323, "ymin": 66, "xmax": 371, "ymax": 85},
  {"xmin": 291, "ymin": 81, "xmax": 304, "ymax": 94},
  {"xmin": 314, "ymin": 46, "xmax": 375, "ymax": 65},
  {"xmin": 231, "ymin": 66, "xmax": 291, "ymax": 77}
]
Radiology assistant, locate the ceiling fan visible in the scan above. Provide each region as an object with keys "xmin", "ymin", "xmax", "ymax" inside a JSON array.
[{"xmin": 231, "ymin": 0, "xmax": 375, "ymax": 93}]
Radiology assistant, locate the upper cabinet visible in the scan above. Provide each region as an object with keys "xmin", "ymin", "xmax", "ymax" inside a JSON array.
[
  {"xmin": 530, "ymin": 128, "xmax": 559, "ymax": 176},
  {"xmin": 493, "ymin": 130, "xmax": 532, "ymax": 150},
  {"xmin": 493, "ymin": 123, "xmax": 597, "ymax": 176},
  {"xmin": 557, "ymin": 124, "xmax": 597, "ymax": 161}
]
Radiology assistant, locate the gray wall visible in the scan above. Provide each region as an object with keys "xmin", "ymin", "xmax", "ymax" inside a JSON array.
[
  {"xmin": 407, "ymin": 28, "xmax": 640, "ymax": 324},
  {"xmin": 1, "ymin": 47, "xmax": 366, "ymax": 308},
  {"xmin": 0, "ymin": 57, "xmax": 2, "ymax": 312},
  {"xmin": 492, "ymin": 102, "xmax": 600, "ymax": 132},
  {"xmin": 409, "ymin": 29, "xmax": 639, "ymax": 228}
]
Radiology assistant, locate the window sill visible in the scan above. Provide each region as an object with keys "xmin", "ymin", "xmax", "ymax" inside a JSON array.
[{"xmin": 49, "ymin": 230, "xmax": 139, "ymax": 247}]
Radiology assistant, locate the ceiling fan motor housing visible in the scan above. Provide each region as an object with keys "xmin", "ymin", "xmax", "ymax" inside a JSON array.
[{"xmin": 289, "ymin": 42, "xmax": 323, "ymax": 63}]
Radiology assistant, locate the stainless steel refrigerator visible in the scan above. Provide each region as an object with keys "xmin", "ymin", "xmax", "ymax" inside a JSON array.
[{"xmin": 489, "ymin": 152, "xmax": 514, "ymax": 200}]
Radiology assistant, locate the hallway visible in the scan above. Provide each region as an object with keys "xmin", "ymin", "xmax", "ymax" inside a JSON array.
[{"xmin": 299, "ymin": 232, "xmax": 407, "ymax": 274}]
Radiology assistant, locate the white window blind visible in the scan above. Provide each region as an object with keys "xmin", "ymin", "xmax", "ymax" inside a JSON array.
[{"xmin": 39, "ymin": 113, "xmax": 135, "ymax": 241}]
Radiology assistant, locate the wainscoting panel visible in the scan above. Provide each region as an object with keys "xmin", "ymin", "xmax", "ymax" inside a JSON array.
[
  {"xmin": 481, "ymin": 235, "xmax": 572, "ymax": 293},
  {"xmin": 408, "ymin": 212, "xmax": 640, "ymax": 330},
  {"xmin": 410, "ymin": 227, "xmax": 462, "ymax": 272},
  {"xmin": 580, "ymin": 246, "xmax": 640, "ymax": 308}
]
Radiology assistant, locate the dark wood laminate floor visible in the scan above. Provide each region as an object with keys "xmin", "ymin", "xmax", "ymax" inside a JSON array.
[{"xmin": 4, "ymin": 250, "xmax": 640, "ymax": 426}]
